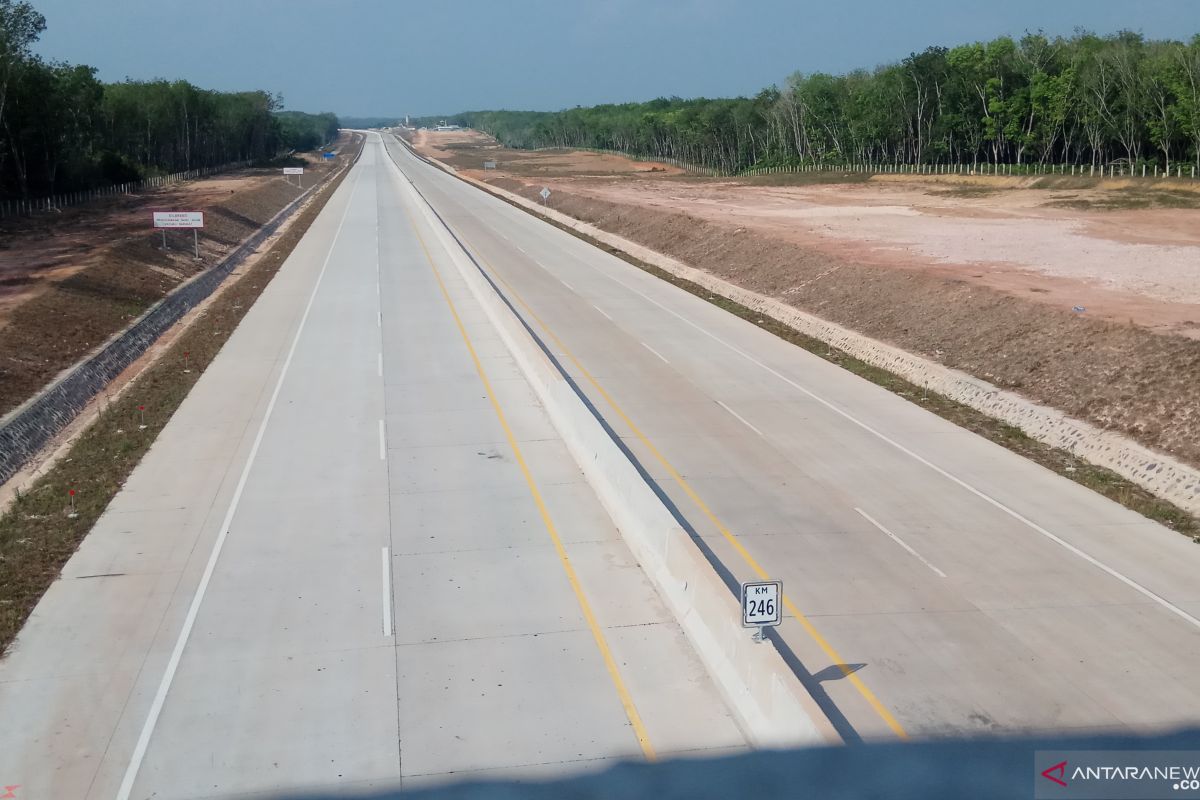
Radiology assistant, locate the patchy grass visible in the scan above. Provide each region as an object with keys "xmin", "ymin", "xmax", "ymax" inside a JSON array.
[
  {"xmin": 1045, "ymin": 188, "xmax": 1200, "ymax": 210},
  {"xmin": 733, "ymin": 171, "xmax": 875, "ymax": 187},
  {"xmin": 0, "ymin": 138, "xmax": 362, "ymax": 655},
  {"xmin": 1029, "ymin": 176, "xmax": 1098, "ymax": 190},
  {"xmin": 930, "ymin": 185, "xmax": 1004, "ymax": 198},
  {"xmin": 1030, "ymin": 174, "xmax": 1200, "ymax": 192},
  {"xmin": 465, "ymin": 174, "xmax": 1200, "ymax": 542}
]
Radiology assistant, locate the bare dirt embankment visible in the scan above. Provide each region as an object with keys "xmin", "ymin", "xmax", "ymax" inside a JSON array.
[
  {"xmin": 413, "ymin": 129, "xmax": 1200, "ymax": 470},
  {"xmin": 0, "ymin": 143, "xmax": 347, "ymax": 416}
]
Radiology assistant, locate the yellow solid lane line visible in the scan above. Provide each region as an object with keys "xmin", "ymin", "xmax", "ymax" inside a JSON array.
[
  {"xmin": 397, "ymin": 199, "xmax": 658, "ymax": 761},
  {"xmin": 466, "ymin": 237, "xmax": 909, "ymax": 741}
]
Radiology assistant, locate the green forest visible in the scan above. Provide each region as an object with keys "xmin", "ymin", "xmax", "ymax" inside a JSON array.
[
  {"xmin": 0, "ymin": 0, "xmax": 339, "ymax": 200},
  {"xmin": 436, "ymin": 31, "xmax": 1200, "ymax": 175}
]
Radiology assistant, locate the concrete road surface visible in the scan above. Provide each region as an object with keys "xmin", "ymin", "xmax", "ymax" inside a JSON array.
[
  {"xmin": 380, "ymin": 131, "xmax": 1200, "ymax": 743},
  {"xmin": 7, "ymin": 123, "xmax": 1200, "ymax": 798},
  {"xmin": 0, "ymin": 136, "xmax": 745, "ymax": 800}
]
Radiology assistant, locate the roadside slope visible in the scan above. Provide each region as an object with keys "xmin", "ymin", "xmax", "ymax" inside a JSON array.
[
  {"xmin": 406, "ymin": 131, "xmax": 1200, "ymax": 522},
  {"xmin": 0, "ymin": 136, "xmax": 362, "ymax": 652},
  {"xmin": 0, "ymin": 143, "xmax": 348, "ymax": 417},
  {"xmin": 410, "ymin": 130, "xmax": 1200, "ymax": 470}
]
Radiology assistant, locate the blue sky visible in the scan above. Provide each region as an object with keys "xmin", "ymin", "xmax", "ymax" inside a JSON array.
[{"xmin": 30, "ymin": 0, "xmax": 1200, "ymax": 117}]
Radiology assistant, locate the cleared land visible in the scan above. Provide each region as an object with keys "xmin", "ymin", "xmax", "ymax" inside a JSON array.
[
  {"xmin": 0, "ymin": 143, "xmax": 347, "ymax": 416},
  {"xmin": 412, "ymin": 129, "xmax": 1200, "ymax": 470}
]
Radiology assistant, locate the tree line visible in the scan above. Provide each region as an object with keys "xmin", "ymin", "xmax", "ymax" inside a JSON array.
[
  {"xmin": 435, "ymin": 30, "xmax": 1200, "ymax": 174},
  {"xmin": 0, "ymin": 0, "xmax": 339, "ymax": 200}
]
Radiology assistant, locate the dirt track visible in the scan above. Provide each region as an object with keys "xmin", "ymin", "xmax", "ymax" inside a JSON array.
[{"xmin": 413, "ymin": 129, "xmax": 1200, "ymax": 469}]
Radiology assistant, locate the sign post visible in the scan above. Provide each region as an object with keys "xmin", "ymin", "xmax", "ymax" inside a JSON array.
[
  {"xmin": 152, "ymin": 211, "xmax": 205, "ymax": 259},
  {"xmin": 283, "ymin": 166, "xmax": 305, "ymax": 188},
  {"xmin": 741, "ymin": 580, "xmax": 782, "ymax": 643},
  {"xmin": 539, "ymin": 187, "xmax": 551, "ymax": 204}
]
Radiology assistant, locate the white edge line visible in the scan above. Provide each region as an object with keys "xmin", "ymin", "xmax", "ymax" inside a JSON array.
[
  {"xmin": 381, "ymin": 546, "xmax": 393, "ymax": 636},
  {"xmin": 855, "ymin": 508, "xmax": 947, "ymax": 578},
  {"xmin": 115, "ymin": 170, "xmax": 361, "ymax": 800},
  {"xmin": 378, "ymin": 419, "xmax": 387, "ymax": 460},
  {"xmin": 715, "ymin": 399, "xmax": 763, "ymax": 437},
  {"xmin": 586, "ymin": 257, "xmax": 1200, "ymax": 631},
  {"xmin": 591, "ymin": 303, "xmax": 612, "ymax": 321},
  {"xmin": 640, "ymin": 341, "xmax": 670, "ymax": 364}
]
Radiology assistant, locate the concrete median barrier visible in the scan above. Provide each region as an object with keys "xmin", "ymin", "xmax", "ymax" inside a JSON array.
[{"xmin": 385, "ymin": 143, "xmax": 840, "ymax": 748}]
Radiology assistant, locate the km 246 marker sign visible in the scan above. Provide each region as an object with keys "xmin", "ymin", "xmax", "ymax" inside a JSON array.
[{"xmin": 741, "ymin": 580, "xmax": 782, "ymax": 638}]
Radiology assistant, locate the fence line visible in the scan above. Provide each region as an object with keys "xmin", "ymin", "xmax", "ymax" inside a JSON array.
[
  {"xmin": 740, "ymin": 161, "xmax": 1199, "ymax": 180},
  {"xmin": 522, "ymin": 145, "xmax": 1200, "ymax": 182},
  {"xmin": 0, "ymin": 159, "xmax": 254, "ymax": 220},
  {"xmin": 529, "ymin": 146, "xmax": 728, "ymax": 177}
]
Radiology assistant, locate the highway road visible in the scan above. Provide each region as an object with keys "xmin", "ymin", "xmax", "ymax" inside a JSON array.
[
  {"xmin": 379, "ymin": 131, "xmax": 1200, "ymax": 742},
  {"xmin": 0, "ymin": 136, "xmax": 745, "ymax": 799},
  {"xmin": 4, "ymin": 128, "xmax": 1200, "ymax": 798}
]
